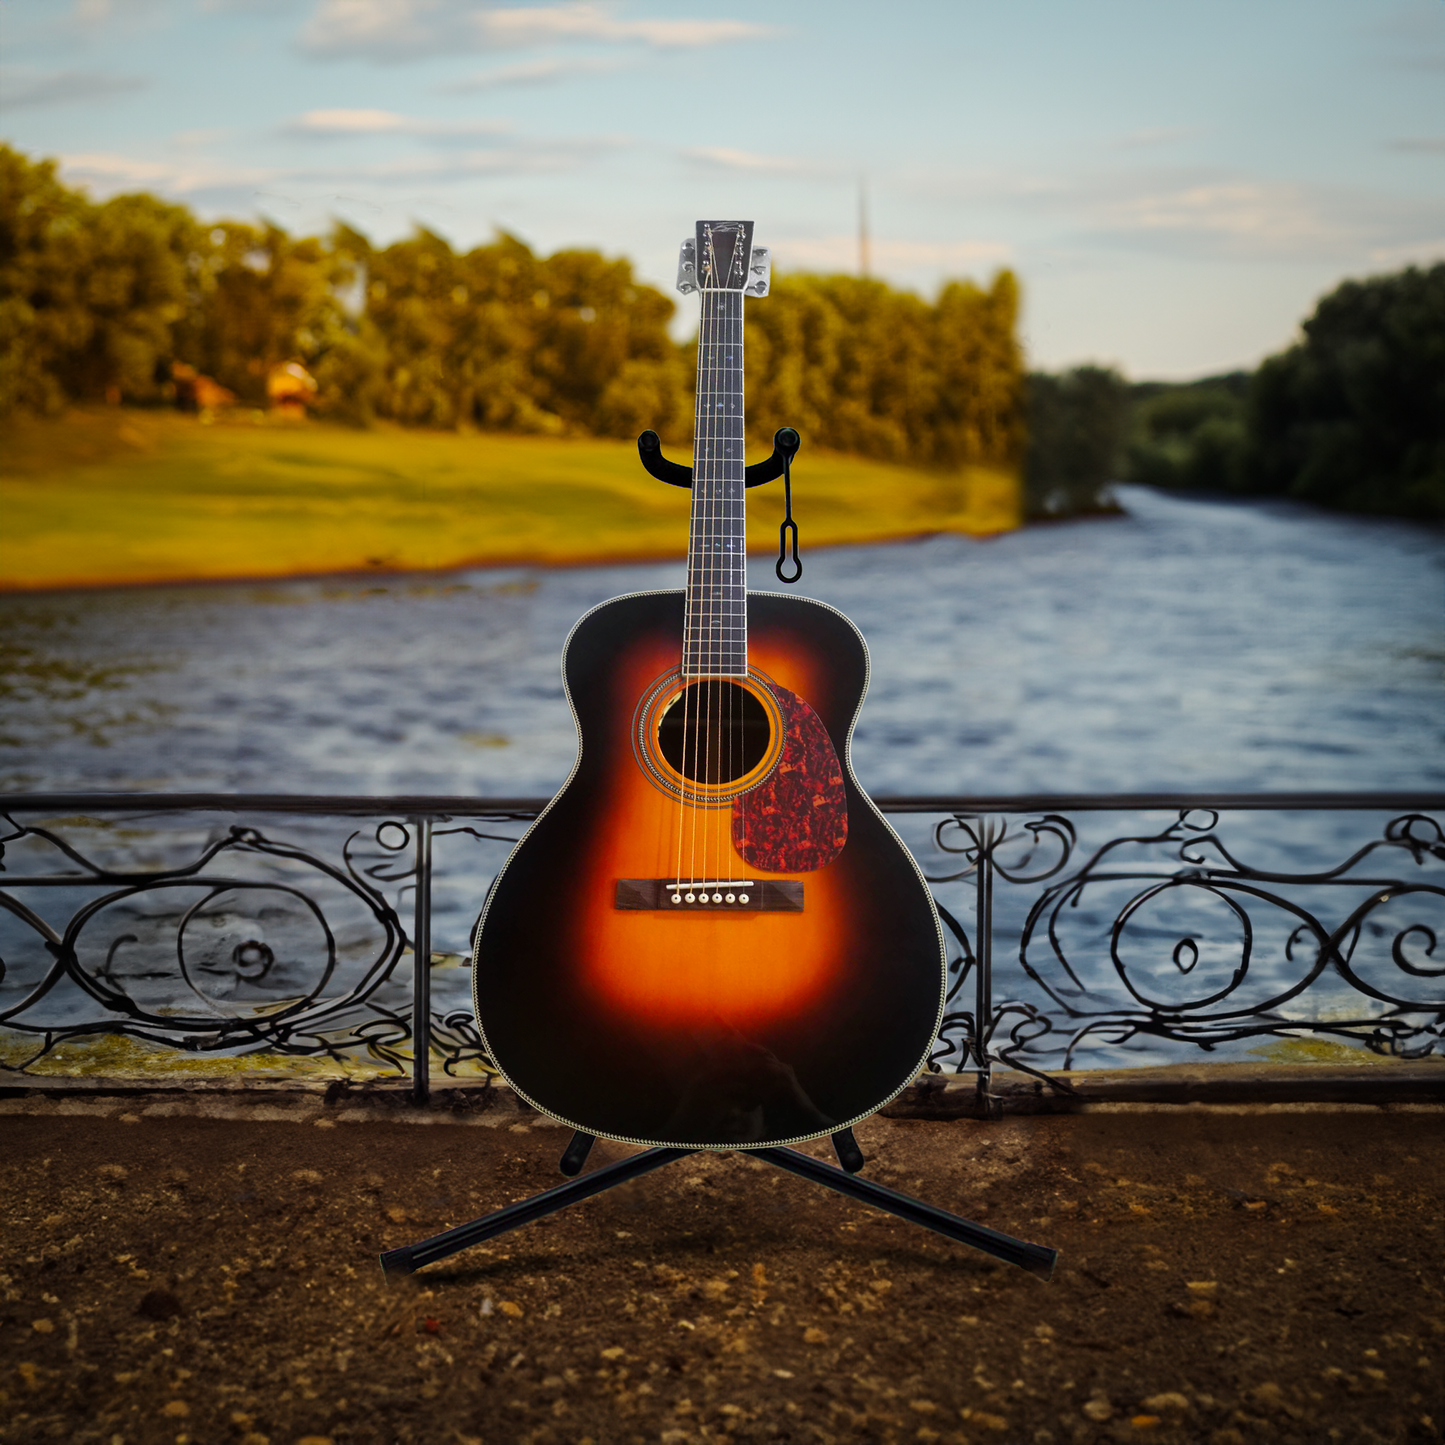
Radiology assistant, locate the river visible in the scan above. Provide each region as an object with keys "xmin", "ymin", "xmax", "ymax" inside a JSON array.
[{"xmin": 3, "ymin": 485, "xmax": 1440, "ymax": 799}]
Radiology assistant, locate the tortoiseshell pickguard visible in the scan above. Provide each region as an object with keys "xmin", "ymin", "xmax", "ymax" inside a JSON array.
[{"xmin": 732, "ymin": 683, "xmax": 847, "ymax": 873}]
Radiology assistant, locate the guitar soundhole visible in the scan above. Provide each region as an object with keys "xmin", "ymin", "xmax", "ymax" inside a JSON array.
[{"xmin": 658, "ymin": 681, "xmax": 771, "ymax": 785}]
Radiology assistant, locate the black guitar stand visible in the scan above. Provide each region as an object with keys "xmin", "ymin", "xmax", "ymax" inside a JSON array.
[
  {"xmin": 379, "ymin": 1126, "xmax": 1058, "ymax": 1281},
  {"xmin": 639, "ymin": 426, "xmax": 803, "ymax": 584},
  {"xmin": 382, "ymin": 425, "xmax": 1056, "ymax": 1282}
]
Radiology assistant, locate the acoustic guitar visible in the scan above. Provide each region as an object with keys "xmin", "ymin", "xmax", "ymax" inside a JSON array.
[{"xmin": 471, "ymin": 219, "xmax": 947, "ymax": 1149}]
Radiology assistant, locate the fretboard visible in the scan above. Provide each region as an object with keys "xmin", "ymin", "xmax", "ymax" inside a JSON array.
[{"xmin": 684, "ymin": 287, "xmax": 747, "ymax": 677}]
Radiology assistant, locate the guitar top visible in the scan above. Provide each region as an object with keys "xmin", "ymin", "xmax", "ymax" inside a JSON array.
[{"xmin": 472, "ymin": 222, "xmax": 947, "ymax": 1149}]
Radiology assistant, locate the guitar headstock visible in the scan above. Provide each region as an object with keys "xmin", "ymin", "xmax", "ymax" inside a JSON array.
[{"xmin": 677, "ymin": 220, "xmax": 771, "ymax": 298}]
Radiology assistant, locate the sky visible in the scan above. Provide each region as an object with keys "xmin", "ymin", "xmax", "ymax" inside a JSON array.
[{"xmin": 3, "ymin": 0, "xmax": 1444, "ymax": 378}]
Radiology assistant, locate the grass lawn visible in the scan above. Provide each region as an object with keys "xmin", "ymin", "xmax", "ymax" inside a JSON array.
[{"xmin": 0, "ymin": 407, "xmax": 1021, "ymax": 591}]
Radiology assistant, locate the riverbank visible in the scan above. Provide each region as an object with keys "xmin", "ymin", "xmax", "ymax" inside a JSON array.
[
  {"xmin": 0, "ymin": 408, "xmax": 1020, "ymax": 592},
  {"xmin": 3, "ymin": 1088, "xmax": 1440, "ymax": 1445}
]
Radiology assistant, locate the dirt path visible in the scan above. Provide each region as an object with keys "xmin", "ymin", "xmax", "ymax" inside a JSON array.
[{"xmin": 2, "ymin": 1098, "xmax": 1441, "ymax": 1445}]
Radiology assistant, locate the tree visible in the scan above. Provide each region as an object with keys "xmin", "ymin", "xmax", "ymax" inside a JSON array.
[
  {"xmin": 1124, "ymin": 375, "xmax": 1249, "ymax": 493},
  {"xmin": 745, "ymin": 269, "xmax": 1024, "ymax": 470},
  {"xmin": 362, "ymin": 229, "xmax": 689, "ymax": 437},
  {"xmin": 0, "ymin": 146, "xmax": 196, "ymax": 412},
  {"xmin": 0, "ymin": 144, "xmax": 88, "ymax": 414},
  {"xmin": 1024, "ymin": 366, "xmax": 1130, "ymax": 517},
  {"xmin": 173, "ymin": 220, "xmax": 365, "ymax": 408},
  {"xmin": 1243, "ymin": 264, "xmax": 1445, "ymax": 518}
]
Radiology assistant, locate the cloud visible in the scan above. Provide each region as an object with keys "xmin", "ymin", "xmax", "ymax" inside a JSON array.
[
  {"xmin": 286, "ymin": 108, "xmax": 510, "ymax": 138},
  {"xmin": 59, "ymin": 131, "xmax": 620, "ymax": 203},
  {"xmin": 770, "ymin": 235, "xmax": 1013, "ymax": 275},
  {"xmin": 1114, "ymin": 126, "xmax": 1197, "ymax": 151},
  {"xmin": 683, "ymin": 146, "xmax": 814, "ymax": 177},
  {"xmin": 1386, "ymin": 137, "xmax": 1445, "ymax": 154},
  {"xmin": 69, "ymin": 0, "xmax": 162, "ymax": 23},
  {"xmin": 1082, "ymin": 175, "xmax": 1445, "ymax": 263},
  {"xmin": 300, "ymin": 0, "xmax": 773, "ymax": 61},
  {"xmin": 900, "ymin": 159, "xmax": 1445, "ymax": 266},
  {"xmin": 60, "ymin": 151, "xmax": 277, "ymax": 197},
  {"xmin": 1098, "ymin": 182, "xmax": 1330, "ymax": 249},
  {"xmin": 0, "ymin": 67, "xmax": 148, "ymax": 108},
  {"xmin": 439, "ymin": 54, "xmax": 626, "ymax": 89},
  {"xmin": 1367, "ymin": 237, "xmax": 1445, "ymax": 268}
]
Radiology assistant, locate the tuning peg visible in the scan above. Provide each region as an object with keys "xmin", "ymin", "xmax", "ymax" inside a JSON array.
[
  {"xmin": 676, "ymin": 237, "xmax": 698, "ymax": 295},
  {"xmin": 745, "ymin": 245, "xmax": 771, "ymax": 297}
]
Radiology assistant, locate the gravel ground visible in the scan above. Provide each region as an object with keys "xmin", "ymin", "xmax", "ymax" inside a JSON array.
[{"xmin": 2, "ymin": 1097, "xmax": 1442, "ymax": 1445}]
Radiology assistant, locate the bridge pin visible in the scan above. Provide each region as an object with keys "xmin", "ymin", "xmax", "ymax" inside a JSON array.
[
  {"xmin": 684, "ymin": 892, "xmax": 695, "ymax": 903},
  {"xmin": 739, "ymin": 893, "xmax": 749, "ymax": 904},
  {"xmin": 725, "ymin": 893, "xmax": 735, "ymax": 903},
  {"xmin": 712, "ymin": 892, "xmax": 722, "ymax": 903},
  {"xmin": 671, "ymin": 893, "xmax": 682, "ymax": 905}
]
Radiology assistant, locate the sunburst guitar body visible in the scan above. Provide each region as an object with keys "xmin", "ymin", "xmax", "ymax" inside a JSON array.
[{"xmin": 471, "ymin": 220, "xmax": 947, "ymax": 1149}]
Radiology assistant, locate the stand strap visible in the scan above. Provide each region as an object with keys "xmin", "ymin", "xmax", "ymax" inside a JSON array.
[{"xmin": 775, "ymin": 443, "xmax": 801, "ymax": 583}]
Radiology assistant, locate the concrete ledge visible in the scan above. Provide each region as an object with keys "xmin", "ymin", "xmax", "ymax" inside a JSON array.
[
  {"xmin": 3, "ymin": 1058, "xmax": 1442, "ymax": 1122},
  {"xmin": 882, "ymin": 1058, "xmax": 1445, "ymax": 1118}
]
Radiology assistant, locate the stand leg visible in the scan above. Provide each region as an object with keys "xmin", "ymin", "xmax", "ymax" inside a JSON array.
[
  {"xmin": 756, "ymin": 1146, "xmax": 1058, "ymax": 1281},
  {"xmin": 830, "ymin": 1127, "xmax": 864, "ymax": 1174},
  {"xmin": 380, "ymin": 1146, "xmax": 691, "ymax": 1276},
  {"xmin": 559, "ymin": 1131, "xmax": 596, "ymax": 1177}
]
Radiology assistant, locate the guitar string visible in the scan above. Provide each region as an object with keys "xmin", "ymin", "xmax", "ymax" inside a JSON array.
[
  {"xmin": 698, "ymin": 233, "xmax": 712, "ymax": 895},
  {"xmin": 719, "ymin": 242, "xmax": 744, "ymax": 891},
  {"xmin": 681, "ymin": 223, "xmax": 714, "ymax": 896},
  {"xmin": 675, "ymin": 228, "xmax": 699, "ymax": 894},
  {"xmin": 727, "ymin": 266, "xmax": 742, "ymax": 889},
  {"xmin": 710, "ymin": 246, "xmax": 730, "ymax": 894},
  {"xmin": 676, "ymin": 225, "xmax": 750, "ymax": 898},
  {"xmin": 696, "ymin": 233, "xmax": 712, "ymax": 895},
  {"xmin": 702, "ymin": 227, "xmax": 725, "ymax": 897},
  {"xmin": 705, "ymin": 230, "xmax": 734, "ymax": 895},
  {"xmin": 675, "ymin": 229, "xmax": 704, "ymax": 893}
]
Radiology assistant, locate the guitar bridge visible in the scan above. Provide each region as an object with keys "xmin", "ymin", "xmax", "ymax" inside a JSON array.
[{"xmin": 614, "ymin": 879, "xmax": 803, "ymax": 912}]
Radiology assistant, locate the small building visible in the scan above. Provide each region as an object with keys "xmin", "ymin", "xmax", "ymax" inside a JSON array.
[
  {"xmin": 267, "ymin": 360, "xmax": 318, "ymax": 417},
  {"xmin": 170, "ymin": 362, "xmax": 235, "ymax": 413}
]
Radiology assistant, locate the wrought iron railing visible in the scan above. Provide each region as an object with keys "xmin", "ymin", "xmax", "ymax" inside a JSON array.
[{"xmin": 2, "ymin": 792, "xmax": 1441, "ymax": 1106}]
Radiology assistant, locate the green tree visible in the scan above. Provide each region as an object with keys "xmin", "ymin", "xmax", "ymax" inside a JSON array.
[
  {"xmin": 362, "ymin": 228, "xmax": 689, "ymax": 437},
  {"xmin": 1125, "ymin": 375, "xmax": 1249, "ymax": 492},
  {"xmin": 745, "ymin": 268, "xmax": 1024, "ymax": 469},
  {"xmin": 1243, "ymin": 264, "xmax": 1444, "ymax": 517},
  {"xmin": 0, "ymin": 145, "xmax": 88, "ymax": 413},
  {"xmin": 0, "ymin": 145, "xmax": 196, "ymax": 412},
  {"xmin": 1024, "ymin": 365, "xmax": 1130, "ymax": 517},
  {"xmin": 173, "ymin": 219, "xmax": 365, "ymax": 408}
]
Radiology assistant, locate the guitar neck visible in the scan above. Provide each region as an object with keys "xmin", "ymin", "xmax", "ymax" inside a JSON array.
[{"xmin": 684, "ymin": 269, "xmax": 748, "ymax": 677}]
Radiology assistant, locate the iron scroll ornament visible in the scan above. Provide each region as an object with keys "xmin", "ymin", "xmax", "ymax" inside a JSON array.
[
  {"xmin": 0, "ymin": 811, "xmax": 514, "ymax": 1077},
  {"xmin": 921, "ymin": 808, "xmax": 1445, "ymax": 1078}
]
